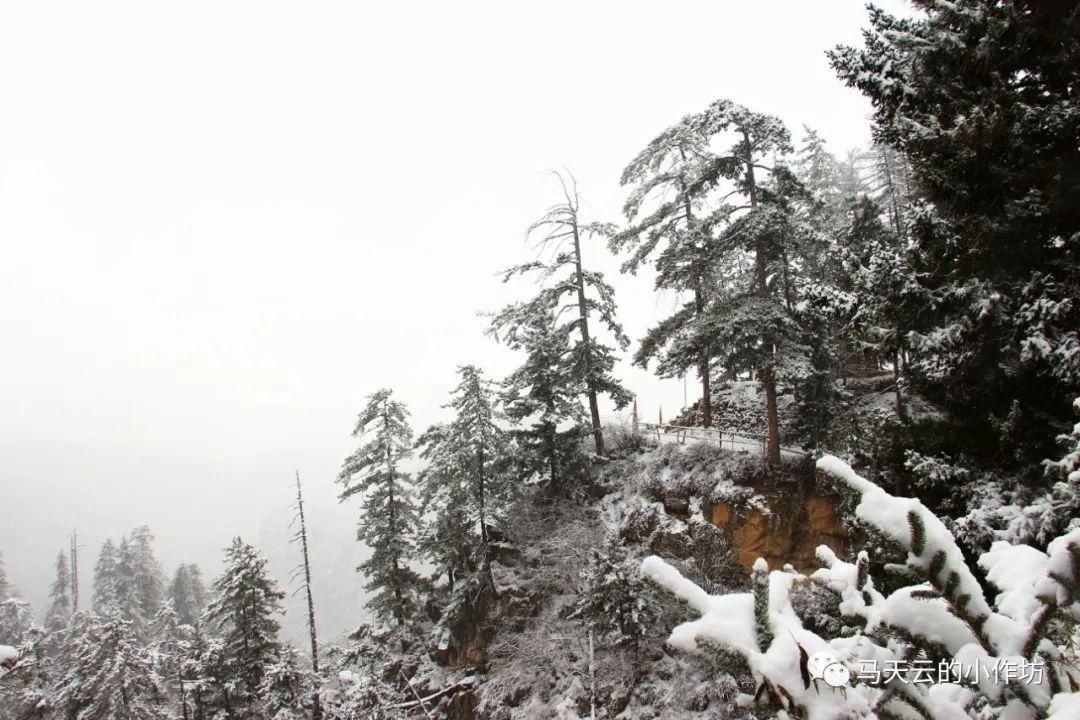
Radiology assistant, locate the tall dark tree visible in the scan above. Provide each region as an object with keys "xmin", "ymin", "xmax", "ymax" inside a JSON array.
[
  {"xmin": 489, "ymin": 307, "xmax": 587, "ymax": 493},
  {"xmin": 703, "ymin": 100, "xmax": 816, "ymax": 464},
  {"xmin": 830, "ymin": 0, "xmax": 1080, "ymax": 472},
  {"xmin": 499, "ymin": 172, "xmax": 632, "ymax": 455},
  {"xmin": 417, "ymin": 365, "xmax": 515, "ymax": 591},
  {"xmin": 613, "ymin": 110, "xmax": 737, "ymax": 428},
  {"xmin": 337, "ymin": 388, "xmax": 422, "ymax": 626},
  {"xmin": 205, "ymin": 537, "xmax": 285, "ymax": 712},
  {"xmin": 168, "ymin": 563, "xmax": 208, "ymax": 628}
]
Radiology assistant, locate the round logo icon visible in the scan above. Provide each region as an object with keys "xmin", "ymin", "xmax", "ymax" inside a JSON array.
[{"xmin": 808, "ymin": 650, "xmax": 850, "ymax": 687}]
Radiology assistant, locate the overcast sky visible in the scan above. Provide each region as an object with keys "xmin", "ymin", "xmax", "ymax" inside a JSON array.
[{"xmin": 0, "ymin": 0, "xmax": 909, "ymax": 642}]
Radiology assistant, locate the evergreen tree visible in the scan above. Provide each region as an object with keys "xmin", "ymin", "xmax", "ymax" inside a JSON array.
[
  {"xmin": 0, "ymin": 597, "xmax": 32, "ymax": 646},
  {"xmin": 337, "ymin": 389, "xmax": 422, "ymax": 627},
  {"xmin": 54, "ymin": 612, "xmax": 167, "ymax": 720},
  {"xmin": 862, "ymin": 141, "xmax": 915, "ymax": 242},
  {"xmin": 0, "ymin": 625, "xmax": 54, "ymax": 719},
  {"xmin": 495, "ymin": 172, "xmax": 633, "ymax": 454},
  {"xmin": 701, "ymin": 99, "xmax": 816, "ymax": 464},
  {"xmin": 205, "ymin": 537, "xmax": 285, "ymax": 711},
  {"xmin": 92, "ymin": 538, "xmax": 119, "ymax": 614},
  {"xmin": 120, "ymin": 526, "xmax": 166, "ymax": 634},
  {"xmin": 417, "ymin": 364, "xmax": 515, "ymax": 585},
  {"xmin": 92, "ymin": 528, "xmax": 165, "ymax": 638},
  {"xmin": 616, "ymin": 98, "xmax": 816, "ymax": 462},
  {"xmin": 148, "ymin": 602, "xmax": 193, "ymax": 715},
  {"xmin": 830, "ymin": 0, "xmax": 1080, "ymax": 473},
  {"xmin": 260, "ymin": 644, "xmax": 314, "ymax": 720},
  {"xmin": 45, "ymin": 550, "xmax": 73, "ymax": 632},
  {"xmin": 570, "ymin": 540, "xmax": 657, "ymax": 651},
  {"xmin": 612, "ymin": 108, "xmax": 734, "ymax": 428},
  {"xmin": 168, "ymin": 563, "xmax": 208, "ymax": 628},
  {"xmin": 489, "ymin": 308, "xmax": 588, "ymax": 493},
  {"xmin": 177, "ymin": 620, "xmax": 227, "ymax": 720}
]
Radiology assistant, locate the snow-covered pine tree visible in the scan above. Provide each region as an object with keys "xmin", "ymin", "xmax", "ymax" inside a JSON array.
[
  {"xmin": 148, "ymin": 601, "xmax": 192, "ymax": 714},
  {"xmin": 0, "ymin": 625, "xmax": 54, "ymax": 719},
  {"xmin": 489, "ymin": 307, "xmax": 588, "ymax": 494},
  {"xmin": 54, "ymin": 611, "xmax": 167, "ymax": 720},
  {"xmin": 260, "ymin": 644, "xmax": 315, "ymax": 720},
  {"xmin": 700, "ymin": 99, "xmax": 817, "ymax": 464},
  {"xmin": 494, "ymin": 172, "xmax": 633, "ymax": 455},
  {"xmin": 569, "ymin": 539, "xmax": 657, "ymax": 652},
  {"xmin": 337, "ymin": 389, "xmax": 423, "ymax": 627},
  {"xmin": 320, "ymin": 624, "xmax": 411, "ymax": 720},
  {"xmin": 92, "ymin": 529, "xmax": 167, "ymax": 641},
  {"xmin": 204, "ymin": 537, "xmax": 285, "ymax": 713},
  {"xmin": 416, "ymin": 365, "xmax": 517, "ymax": 657},
  {"xmin": 417, "ymin": 364, "xmax": 514, "ymax": 577},
  {"xmin": 120, "ymin": 526, "xmax": 166, "ymax": 637},
  {"xmin": 0, "ymin": 597, "xmax": 32, "ymax": 646},
  {"xmin": 830, "ymin": 0, "xmax": 1080, "ymax": 475},
  {"xmin": 612, "ymin": 109, "xmax": 732, "ymax": 429},
  {"xmin": 177, "ymin": 619, "xmax": 228, "ymax": 720},
  {"xmin": 414, "ymin": 423, "xmax": 474, "ymax": 595},
  {"xmin": 92, "ymin": 538, "xmax": 119, "ymax": 614},
  {"xmin": 44, "ymin": 550, "xmax": 73, "ymax": 633},
  {"xmin": 861, "ymin": 142, "xmax": 915, "ymax": 242},
  {"xmin": 167, "ymin": 562, "xmax": 208, "ymax": 628}
]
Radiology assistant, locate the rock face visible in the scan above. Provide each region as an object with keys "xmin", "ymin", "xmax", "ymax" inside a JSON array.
[{"xmin": 707, "ymin": 492, "xmax": 845, "ymax": 572}]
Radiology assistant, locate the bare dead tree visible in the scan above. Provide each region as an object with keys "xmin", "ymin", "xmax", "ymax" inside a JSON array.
[
  {"xmin": 70, "ymin": 529, "xmax": 81, "ymax": 614},
  {"xmin": 510, "ymin": 170, "xmax": 632, "ymax": 456},
  {"xmin": 291, "ymin": 471, "xmax": 323, "ymax": 720}
]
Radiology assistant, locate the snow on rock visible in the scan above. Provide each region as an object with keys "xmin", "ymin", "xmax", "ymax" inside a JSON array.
[{"xmin": 0, "ymin": 644, "xmax": 17, "ymax": 663}]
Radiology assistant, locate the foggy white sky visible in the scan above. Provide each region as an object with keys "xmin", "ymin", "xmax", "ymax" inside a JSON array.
[{"xmin": 0, "ymin": 0, "xmax": 908, "ymax": 642}]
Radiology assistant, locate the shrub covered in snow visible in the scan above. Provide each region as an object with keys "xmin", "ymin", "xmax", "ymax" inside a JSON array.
[{"xmin": 642, "ymin": 455, "xmax": 1080, "ymax": 719}]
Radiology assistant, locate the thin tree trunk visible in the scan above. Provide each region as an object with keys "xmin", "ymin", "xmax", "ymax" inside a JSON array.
[
  {"xmin": 294, "ymin": 472, "xmax": 323, "ymax": 720},
  {"xmin": 570, "ymin": 211, "xmax": 605, "ymax": 455},
  {"xmin": 383, "ymin": 406, "xmax": 406, "ymax": 627},
  {"xmin": 694, "ymin": 285, "xmax": 712, "ymax": 428},
  {"xmin": 677, "ymin": 168, "xmax": 712, "ymax": 429},
  {"xmin": 69, "ymin": 530, "xmax": 79, "ymax": 615},
  {"xmin": 893, "ymin": 342, "xmax": 908, "ymax": 423},
  {"xmin": 763, "ymin": 367, "xmax": 781, "ymax": 465},
  {"xmin": 743, "ymin": 131, "xmax": 781, "ymax": 464}
]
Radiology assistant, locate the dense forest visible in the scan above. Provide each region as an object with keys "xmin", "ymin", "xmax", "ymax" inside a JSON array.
[{"xmin": 3, "ymin": 2, "xmax": 1080, "ymax": 718}]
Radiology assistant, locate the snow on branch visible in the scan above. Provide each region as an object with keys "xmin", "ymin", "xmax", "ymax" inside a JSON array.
[{"xmin": 638, "ymin": 455, "xmax": 1080, "ymax": 719}]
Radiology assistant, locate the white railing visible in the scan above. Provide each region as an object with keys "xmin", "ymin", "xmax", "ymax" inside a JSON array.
[{"xmin": 634, "ymin": 422, "xmax": 810, "ymax": 458}]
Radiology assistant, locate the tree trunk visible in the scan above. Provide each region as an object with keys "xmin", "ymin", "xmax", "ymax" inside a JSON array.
[
  {"xmin": 383, "ymin": 407, "xmax": 406, "ymax": 628},
  {"xmin": 694, "ymin": 285, "xmax": 712, "ymax": 428},
  {"xmin": 743, "ymin": 131, "xmax": 780, "ymax": 463},
  {"xmin": 763, "ymin": 368, "xmax": 781, "ymax": 465},
  {"xmin": 571, "ymin": 215, "xmax": 605, "ymax": 456},
  {"xmin": 293, "ymin": 473, "xmax": 323, "ymax": 720},
  {"xmin": 893, "ymin": 346, "xmax": 908, "ymax": 423}
]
